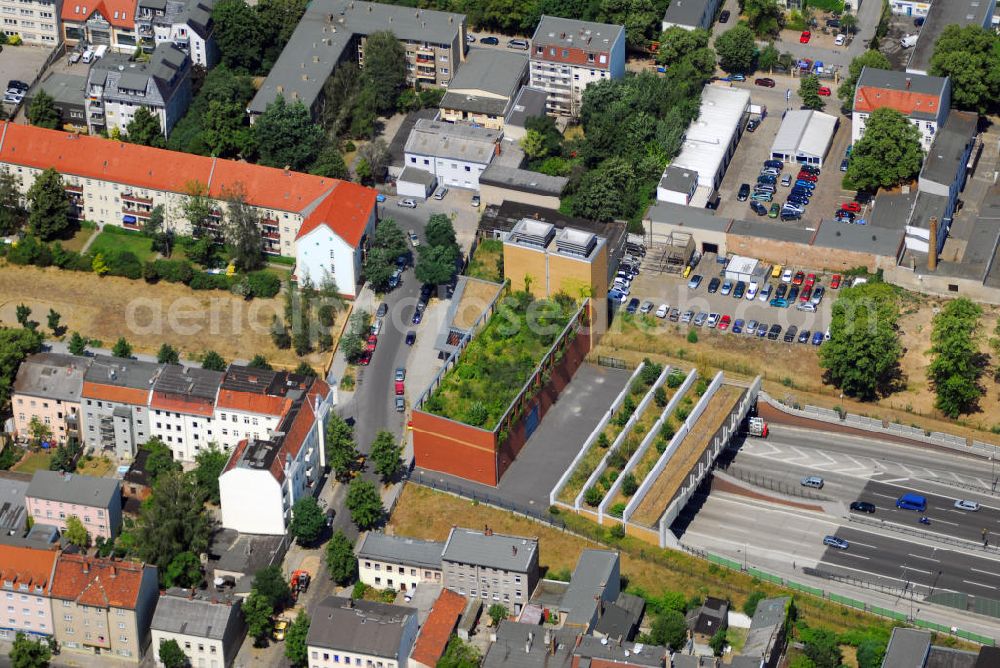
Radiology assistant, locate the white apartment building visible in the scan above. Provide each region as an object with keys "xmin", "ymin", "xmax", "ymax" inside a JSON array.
[
  {"xmin": 355, "ymin": 533, "xmax": 444, "ymax": 593},
  {"xmin": 528, "ymin": 15, "xmax": 626, "ymax": 117},
  {"xmin": 148, "ymin": 364, "xmax": 223, "ymax": 462},
  {"xmin": 211, "ymin": 366, "xmax": 307, "ymax": 452},
  {"xmin": 402, "ymin": 119, "xmax": 500, "ymax": 192},
  {"xmin": 0, "ymin": 0, "xmax": 61, "ymax": 45},
  {"xmin": 136, "ymin": 0, "xmax": 218, "ymax": 68}
]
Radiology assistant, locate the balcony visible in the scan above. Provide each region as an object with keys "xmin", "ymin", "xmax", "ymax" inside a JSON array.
[
  {"xmin": 122, "ymin": 205, "xmax": 150, "ymax": 218},
  {"xmin": 64, "ymin": 184, "xmax": 83, "ymax": 194},
  {"xmin": 262, "ymin": 228, "xmax": 280, "ymax": 241},
  {"xmin": 122, "ymin": 191, "xmax": 153, "ymax": 205}
]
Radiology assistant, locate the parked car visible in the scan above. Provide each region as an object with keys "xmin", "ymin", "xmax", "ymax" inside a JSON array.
[
  {"xmin": 796, "ymin": 172, "xmax": 818, "ymax": 182},
  {"xmin": 746, "ymin": 282, "xmax": 759, "ymax": 300},
  {"xmin": 626, "ymin": 298, "xmax": 640, "ymax": 314},
  {"xmin": 507, "ymin": 38, "xmax": 529, "ymax": 49},
  {"xmin": 818, "ymin": 86, "xmax": 831, "ymax": 96},
  {"xmin": 800, "ymin": 165, "xmax": 820, "ymax": 175},
  {"xmin": 655, "ymin": 304, "xmax": 669, "ymax": 318},
  {"xmin": 792, "ymin": 271, "xmax": 805, "ymax": 285},
  {"xmin": 405, "ymin": 330, "xmax": 416, "ymax": 345},
  {"xmin": 769, "ymin": 298, "xmax": 788, "ymax": 308},
  {"xmin": 694, "ymin": 311, "xmax": 708, "ymax": 326},
  {"xmin": 834, "ymin": 34, "xmax": 846, "ymax": 46},
  {"xmin": 804, "ymin": 273, "xmax": 816, "ymax": 289},
  {"xmin": 798, "ymin": 329, "xmax": 811, "ymax": 344},
  {"xmin": 733, "ymin": 281, "xmax": 746, "ymax": 299},
  {"xmin": 746, "ymin": 119, "xmax": 759, "ymax": 132},
  {"xmin": 830, "ymin": 274, "xmax": 842, "ymax": 289},
  {"xmin": 842, "ymin": 201, "xmax": 862, "ymax": 213},
  {"xmin": 669, "ymin": 308, "xmax": 681, "ymax": 321},
  {"xmin": 781, "ymin": 269, "xmax": 793, "ymax": 283},
  {"xmin": 750, "ymin": 191, "xmax": 773, "ymax": 202},
  {"xmin": 397, "ymin": 198, "xmax": 417, "ymax": 208},
  {"xmin": 719, "ymin": 9, "xmax": 731, "ymax": 22},
  {"xmin": 688, "ymin": 274, "xmax": 703, "ymax": 289},
  {"xmin": 775, "ymin": 284, "xmax": 788, "ymax": 299},
  {"xmin": 788, "ymin": 285, "xmax": 800, "ymax": 301},
  {"xmin": 794, "ymin": 180, "xmax": 816, "ymax": 190},
  {"xmin": 433, "ymin": 187, "xmax": 449, "ymax": 200},
  {"xmin": 750, "ymin": 201, "xmax": 768, "ymax": 216},
  {"xmin": 747, "ymin": 319, "xmax": 759, "ymax": 335},
  {"xmin": 783, "ymin": 325, "xmax": 798, "ymax": 343},
  {"xmin": 758, "ymin": 283, "xmax": 773, "ymax": 302},
  {"xmin": 681, "ymin": 310, "xmax": 694, "ymax": 323},
  {"xmin": 720, "ymin": 280, "xmax": 733, "ymax": 296},
  {"xmin": 411, "ymin": 309, "xmax": 423, "ymax": 325},
  {"xmin": 796, "ymin": 301, "xmax": 817, "ymax": 312},
  {"xmin": 366, "ymin": 334, "xmax": 378, "ymax": 351},
  {"xmin": 706, "ymin": 312, "xmax": 720, "ymax": 328},
  {"xmin": 471, "ymin": 195, "xmax": 481, "ymax": 207},
  {"xmin": 376, "ymin": 302, "xmax": 388, "ymax": 318},
  {"xmin": 395, "ymin": 396, "xmax": 405, "ymax": 412},
  {"xmin": 826, "ymin": 18, "xmax": 841, "ymax": 27},
  {"xmin": 738, "ymin": 183, "xmax": 751, "ymax": 201},
  {"xmin": 812, "ymin": 330, "xmax": 824, "ymax": 345},
  {"xmin": 802, "ymin": 476, "xmax": 824, "ymax": 488},
  {"xmin": 639, "ymin": 300, "xmax": 654, "ymax": 314},
  {"xmin": 781, "ymin": 174, "xmax": 793, "ymax": 187},
  {"xmin": 811, "ymin": 286, "xmax": 825, "ymax": 305},
  {"xmin": 780, "ymin": 210, "xmax": 801, "ymax": 221},
  {"xmin": 800, "ymin": 30, "xmax": 811, "ymax": 43},
  {"xmin": 708, "ymin": 277, "xmax": 721, "ymax": 293},
  {"xmin": 732, "ymin": 318, "xmax": 744, "ymax": 334},
  {"xmin": 754, "ymin": 77, "xmax": 776, "ymax": 88},
  {"xmin": 836, "ymin": 211, "xmax": 856, "ymax": 223},
  {"xmin": 799, "ymin": 287, "xmax": 812, "ymax": 302},
  {"xmin": 768, "ymin": 203, "xmax": 780, "ymax": 218},
  {"xmin": 729, "ymin": 73, "xmax": 746, "ymax": 81},
  {"xmin": 718, "ymin": 314, "xmax": 731, "ymax": 330},
  {"xmin": 756, "ymin": 322, "xmax": 768, "ymax": 337},
  {"xmin": 783, "ymin": 202, "xmax": 805, "ymax": 214},
  {"xmin": 480, "ymin": 36, "xmax": 500, "ymax": 45},
  {"xmin": 840, "ymin": 158, "xmax": 850, "ymax": 172},
  {"xmin": 466, "ymin": 34, "xmax": 477, "ymax": 43}
]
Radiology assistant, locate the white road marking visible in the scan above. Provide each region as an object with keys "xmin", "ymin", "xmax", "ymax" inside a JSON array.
[
  {"xmin": 879, "ymin": 478, "xmax": 909, "ymax": 484},
  {"xmin": 908, "ymin": 553, "xmax": 940, "ymax": 562},
  {"xmin": 901, "ymin": 565, "xmax": 932, "ymax": 575},
  {"xmin": 971, "ymin": 567, "xmax": 1000, "ymax": 578},
  {"xmin": 962, "ymin": 580, "xmax": 997, "ymax": 590},
  {"xmin": 873, "ymin": 492, "xmax": 898, "ymax": 499},
  {"xmin": 846, "ymin": 540, "xmax": 879, "ymax": 549},
  {"xmin": 840, "ymin": 552, "xmax": 870, "ymax": 560}
]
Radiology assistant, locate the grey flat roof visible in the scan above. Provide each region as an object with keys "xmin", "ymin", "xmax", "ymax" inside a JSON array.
[
  {"xmin": 480, "ymin": 164, "xmax": 567, "ymax": 196},
  {"xmin": 210, "ymin": 530, "xmax": 285, "ymax": 577},
  {"xmin": 13, "ymin": 353, "xmax": 90, "ymax": 403},
  {"xmin": 729, "ymin": 218, "xmax": 815, "ymax": 244},
  {"xmin": 867, "ymin": 190, "xmax": 917, "ymax": 230},
  {"xmin": 151, "ymin": 591, "xmax": 241, "ymax": 639},
  {"xmin": 562, "ymin": 550, "xmax": 618, "ymax": 626},
  {"xmin": 442, "ymin": 527, "xmax": 537, "ymax": 573},
  {"xmin": 927, "ymin": 646, "xmax": 979, "ymax": 668},
  {"xmin": 883, "ymin": 628, "xmax": 931, "ymax": 668},
  {"xmin": 355, "ymin": 532, "xmax": 444, "ymax": 570},
  {"xmin": 152, "ymin": 364, "xmax": 223, "ymax": 401},
  {"xmin": 659, "ymin": 165, "xmax": 698, "ymax": 194},
  {"xmin": 83, "ymin": 355, "xmax": 162, "ymax": 393},
  {"xmin": 26, "ymin": 470, "xmax": 119, "ymax": 508},
  {"xmin": 531, "ymin": 15, "xmax": 623, "ymax": 52},
  {"xmin": 977, "ymin": 187, "xmax": 1000, "ymax": 287},
  {"xmin": 404, "ymin": 119, "xmax": 499, "ymax": 164},
  {"xmin": 662, "ymin": 0, "xmax": 713, "ymax": 27},
  {"xmin": 908, "ymin": 0, "xmax": 993, "ymax": 74},
  {"xmin": 921, "ymin": 110, "xmax": 977, "ymax": 187},
  {"xmin": 576, "ymin": 634, "xmax": 665, "ymax": 667},
  {"xmin": 645, "ymin": 201, "xmax": 731, "ymax": 233},
  {"xmin": 909, "ymin": 191, "xmax": 950, "ymax": 231},
  {"xmin": 439, "ymin": 91, "xmax": 510, "ymax": 117},
  {"xmin": 306, "ymin": 596, "xmax": 415, "ymax": 656},
  {"xmin": 812, "ymin": 218, "xmax": 905, "ymax": 258},
  {"xmin": 249, "ymin": 0, "xmax": 465, "ymax": 115},
  {"xmin": 0, "ymin": 472, "xmax": 30, "ymax": 534},
  {"xmin": 445, "ymin": 47, "xmax": 527, "ymax": 99},
  {"xmin": 505, "ymin": 87, "xmax": 548, "ymax": 129},
  {"xmin": 750, "ymin": 597, "xmax": 788, "ymax": 629},
  {"xmin": 30, "ymin": 73, "xmax": 87, "ymax": 107},
  {"xmin": 398, "ymin": 166, "xmax": 437, "ymax": 187}
]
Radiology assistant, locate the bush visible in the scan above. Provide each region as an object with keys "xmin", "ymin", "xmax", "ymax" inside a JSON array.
[
  {"xmin": 666, "ymin": 370, "xmax": 685, "ymax": 388},
  {"xmin": 597, "ymin": 432, "xmax": 610, "ymax": 448},
  {"xmin": 621, "ymin": 473, "xmax": 638, "ymax": 496},
  {"xmin": 607, "ymin": 448, "xmax": 627, "ymax": 470},
  {"xmin": 654, "ymin": 387, "xmax": 668, "ymax": 407},
  {"xmin": 743, "ymin": 591, "xmax": 766, "ymax": 617},
  {"xmin": 640, "ymin": 359, "xmax": 664, "ymax": 386},
  {"xmin": 609, "ymin": 502, "xmax": 627, "ymax": 517},
  {"xmin": 695, "ymin": 378, "xmax": 709, "ymax": 395},
  {"xmin": 584, "ymin": 486, "xmax": 603, "ymax": 506},
  {"xmin": 104, "ymin": 249, "xmax": 143, "ymax": 279},
  {"xmin": 189, "ymin": 272, "xmax": 232, "ymax": 291},
  {"xmin": 153, "ymin": 259, "xmax": 195, "ymax": 284},
  {"xmin": 660, "ymin": 419, "xmax": 676, "ymax": 441},
  {"xmin": 687, "ymin": 329, "xmax": 698, "ymax": 344},
  {"xmin": 246, "ymin": 271, "xmax": 281, "ymax": 298}
]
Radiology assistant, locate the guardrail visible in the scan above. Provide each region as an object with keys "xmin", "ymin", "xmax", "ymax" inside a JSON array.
[{"xmin": 847, "ymin": 514, "xmax": 1000, "ymax": 555}]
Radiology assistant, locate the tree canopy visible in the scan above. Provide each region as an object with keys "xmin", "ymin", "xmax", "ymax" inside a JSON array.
[
  {"xmin": 125, "ymin": 107, "xmax": 166, "ymax": 148},
  {"xmin": 714, "ymin": 25, "xmax": 757, "ymax": 73},
  {"xmin": 0, "ymin": 170, "xmax": 26, "ymax": 236},
  {"xmin": 26, "ymin": 168, "xmax": 71, "ymax": 241},
  {"xmin": 158, "ymin": 638, "xmax": 188, "ymax": 668},
  {"xmin": 289, "ymin": 496, "xmax": 326, "ymax": 545},
  {"xmin": 928, "ymin": 298, "xmax": 984, "ymax": 417},
  {"xmin": 193, "ymin": 444, "xmax": 229, "ymax": 504},
  {"xmin": 361, "ymin": 31, "xmax": 407, "ymax": 115},
  {"xmin": 845, "ymin": 108, "xmax": 923, "ymax": 191},
  {"xmin": 326, "ymin": 530, "xmax": 358, "ymax": 585},
  {"xmin": 798, "ymin": 74, "xmax": 824, "ymax": 110},
  {"xmin": 743, "ymin": 0, "xmax": 784, "ymax": 37},
  {"xmin": 929, "ymin": 24, "xmax": 1000, "ymax": 114},
  {"xmin": 285, "ymin": 610, "xmax": 311, "ymax": 667},
  {"xmin": 346, "ymin": 478, "xmax": 384, "ymax": 530},
  {"xmin": 370, "ymin": 430, "xmax": 403, "ymax": 482},
  {"xmin": 136, "ymin": 470, "xmax": 213, "ymax": 582},
  {"xmin": 0, "ymin": 328, "xmax": 44, "ymax": 408},
  {"xmin": 10, "ymin": 632, "xmax": 51, "ymax": 668},
  {"xmin": 27, "ymin": 90, "xmax": 61, "ymax": 129},
  {"xmin": 222, "ymin": 184, "xmax": 265, "ymax": 271},
  {"xmin": 254, "ymin": 96, "xmax": 326, "ymax": 172}
]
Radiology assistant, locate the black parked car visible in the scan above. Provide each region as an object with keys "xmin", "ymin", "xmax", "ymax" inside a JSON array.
[
  {"xmin": 626, "ymin": 297, "xmax": 640, "ymax": 313},
  {"xmin": 750, "ymin": 201, "xmax": 768, "ymax": 216},
  {"xmin": 708, "ymin": 277, "xmax": 722, "ymax": 293},
  {"xmin": 783, "ymin": 325, "xmax": 798, "ymax": 343},
  {"xmin": 480, "ymin": 36, "xmax": 500, "ymax": 45},
  {"xmin": 737, "ymin": 183, "xmax": 751, "ymax": 201},
  {"xmin": 719, "ymin": 9, "xmax": 730, "ymax": 22}
]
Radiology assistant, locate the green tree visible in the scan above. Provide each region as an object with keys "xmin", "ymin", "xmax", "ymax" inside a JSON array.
[
  {"xmin": 326, "ymin": 413, "xmax": 360, "ymax": 480},
  {"xmin": 289, "ymin": 496, "xmax": 326, "ymax": 545},
  {"xmin": 799, "ymin": 74, "xmax": 824, "ymax": 110},
  {"xmin": 125, "ymin": 107, "xmax": 166, "ymax": 147},
  {"xmin": 15, "ymin": 304, "xmax": 31, "ymax": 328},
  {"xmin": 157, "ymin": 343, "xmax": 180, "ymax": 364},
  {"xmin": 488, "ymin": 603, "xmax": 508, "ymax": 625},
  {"xmin": 285, "ymin": 610, "xmax": 310, "ymax": 667},
  {"xmin": 929, "ymin": 24, "xmax": 1000, "ymax": 113},
  {"xmin": 64, "ymin": 515, "xmax": 90, "ymax": 548},
  {"xmin": 714, "ymin": 24, "xmax": 757, "ymax": 73},
  {"xmin": 856, "ymin": 637, "xmax": 887, "ymax": 668},
  {"xmin": 136, "ymin": 470, "xmax": 213, "ymax": 579},
  {"xmin": 212, "ymin": 0, "xmax": 264, "ymax": 73},
  {"xmin": 158, "ymin": 638, "xmax": 188, "ymax": 668},
  {"xmin": 27, "ymin": 416, "xmax": 51, "ymax": 444},
  {"xmin": 164, "ymin": 550, "xmax": 203, "ymax": 588},
  {"xmin": 361, "ymin": 31, "xmax": 407, "ymax": 114},
  {"xmin": 415, "ymin": 243, "xmax": 458, "ymax": 286},
  {"xmin": 599, "ymin": 0, "xmax": 659, "ymax": 48},
  {"xmin": 10, "ymin": 632, "xmax": 52, "ymax": 668},
  {"xmin": 310, "ymin": 144, "xmax": 349, "ymax": 179},
  {"xmin": 845, "ymin": 107, "xmax": 923, "ymax": 191},
  {"xmin": 183, "ymin": 182, "xmax": 215, "ymax": 244},
  {"xmin": 0, "ymin": 170, "xmax": 26, "ymax": 236},
  {"xmin": 193, "ymin": 444, "xmax": 229, "ymax": 504},
  {"xmin": 743, "ymin": 0, "xmax": 783, "ymax": 37},
  {"xmin": 840, "ymin": 13, "xmax": 858, "ymax": 34},
  {"xmin": 649, "ymin": 609, "xmax": 688, "ymax": 650},
  {"xmin": 201, "ymin": 350, "xmax": 226, "ymax": 371},
  {"xmin": 520, "ymin": 130, "xmax": 548, "ymax": 160},
  {"xmin": 248, "ymin": 354, "xmax": 272, "ymax": 369},
  {"xmin": 221, "ymin": 184, "xmax": 265, "ymax": 271},
  {"xmin": 656, "ymin": 27, "xmax": 710, "ymax": 68},
  {"xmin": 928, "ymin": 298, "xmax": 984, "ymax": 417},
  {"xmin": 254, "ymin": 96, "xmax": 325, "ymax": 172},
  {"xmin": 142, "ymin": 437, "xmax": 183, "ymax": 482},
  {"xmin": 424, "ymin": 214, "xmax": 457, "ymax": 249},
  {"xmin": 757, "ymin": 43, "xmax": 780, "ymax": 72},
  {"xmin": 437, "ymin": 636, "xmax": 481, "ymax": 668},
  {"xmin": 26, "ymin": 168, "xmax": 71, "ymax": 241},
  {"xmin": 743, "ymin": 591, "xmax": 766, "ymax": 616},
  {"xmin": 356, "ymin": 138, "xmax": 390, "ymax": 184},
  {"xmin": 0, "ymin": 328, "xmax": 44, "ymax": 406},
  {"xmin": 370, "ymin": 430, "xmax": 403, "ymax": 482},
  {"xmin": 326, "ymin": 530, "xmax": 358, "ymax": 585},
  {"xmin": 819, "ymin": 282, "xmax": 903, "ymax": 400},
  {"xmin": 67, "ymin": 331, "xmax": 87, "ymax": 356},
  {"xmin": 569, "ymin": 157, "xmax": 637, "ymax": 222},
  {"xmin": 709, "ymin": 628, "xmax": 727, "ymax": 656},
  {"xmin": 111, "ymin": 337, "xmax": 133, "ymax": 358},
  {"xmin": 364, "ymin": 218, "xmax": 408, "ymax": 289},
  {"xmin": 242, "ymin": 589, "xmax": 274, "ymax": 646},
  {"xmin": 27, "ymin": 89, "xmax": 61, "ymax": 129},
  {"xmin": 802, "ymin": 627, "xmax": 842, "ymax": 668},
  {"xmin": 346, "ymin": 478, "xmax": 384, "ymax": 530},
  {"xmin": 252, "ymin": 565, "xmax": 291, "ymax": 611},
  {"xmin": 837, "ymin": 50, "xmax": 891, "ymax": 109}
]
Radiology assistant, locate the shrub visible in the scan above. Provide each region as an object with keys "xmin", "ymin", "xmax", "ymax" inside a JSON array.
[
  {"xmin": 104, "ymin": 249, "xmax": 143, "ymax": 279},
  {"xmin": 743, "ymin": 591, "xmax": 766, "ymax": 616},
  {"xmin": 609, "ymin": 502, "xmax": 627, "ymax": 517},
  {"xmin": 597, "ymin": 432, "xmax": 610, "ymax": 448},
  {"xmin": 609, "ymin": 523, "xmax": 626, "ymax": 539},
  {"xmin": 666, "ymin": 370, "xmax": 685, "ymax": 388},
  {"xmin": 660, "ymin": 419, "xmax": 676, "ymax": 441},
  {"xmin": 246, "ymin": 271, "xmax": 281, "ymax": 298},
  {"xmin": 189, "ymin": 272, "xmax": 231, "ymax": 291},
  {"xmin": 584, "ymin": 486, "xmax": 603, "ymax": 506},
  {"xmin": 621, "ymin": 473, "xmax": 638, "ymax": 496},
  {"xmin": 654, "ymin": 387, "xmax": 668, "ymax": 407},
  {"xmin": 695, "ymin": 378, "xmax": 709, "ymax": 396},
  {"xmin": 687, "ymin": 329, "xmax": 698, "ymax": 344},
  {"xmin": 640, "ymin": 359, "xmax": 664, "ymax": 386},
  {"xmin": 675, "ymin": 406, "xmax": 690, "ymax": 421},
  {"xmin": 607, "ymin": 448, "xmax": 627, "ymax": 470}
]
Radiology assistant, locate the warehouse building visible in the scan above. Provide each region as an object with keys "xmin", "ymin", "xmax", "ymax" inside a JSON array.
[{"xmin": 769, "ymin": 110, "xmax": 838, "ymax": 169}]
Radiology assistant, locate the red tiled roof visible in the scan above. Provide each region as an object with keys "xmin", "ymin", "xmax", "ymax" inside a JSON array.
[
  {"xmin": 149, "ymin": 393, "xmax": 214, "ymax": 417},
  {"xmin": 61, "ymin": 0, "xmax": 136, "ymax": 29},
  {"xmin": 223, "ymin": 438, "xmax": 251, "ymax": 474},
  {"xmin": 854, "ymin": 87, "xmax": 939, "ymax": 117},
  {"xmin": 82, "ymin": 381, "xmax": 149, "ymax": 405},
  {"xmin": 215, "ymin": 389, "xmax": 290, "ymax": 417},
  {"xmin": 532, "ymin": 45, "xmax": 611, "ymax": 68},
  {"xmin": 411, "ymin": 589, "xmax": 467, "ymax": 667},
  {"xmin": 51, "ymin": 553, "xmax": 148, "ymax": 609},
  {"xmin": 268, "ymin": 380, "xmax": 329, "ymax": 484},
  {"xmin": 0, "ymin": 545, "xmax": 58, "ymax": 593},
  {"xmin": 296, "ymin": 181, "xmax": 377, "ymax": 247},
  {"xmin": 207, "ymin": 159, "xmax": 337, "ymax": 216}
]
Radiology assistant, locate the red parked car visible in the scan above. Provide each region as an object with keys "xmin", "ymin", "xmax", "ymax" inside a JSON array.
[
  {"xmin": 841, "ymin": 201, "xmax": 862, "ymax": 213},
  {"xmin": 358, "ymin": 350, "xmax": 372, "ymax": 366},
  {"xmin": 831, "ymin": 274, "xmax": 842, "ymax": 289},
  {"xmin": 366, "ymin": 334, "xmax": 378, "ymax": 352},
  {"xmin": 800, "ymin": 31, "xmax": 811, "ymax": 43},
  {"xmin": 792, "ymin": 271, "xmax": 805, "ymax": 286},
  {"xmin": 818, "ymin": 86, "xmax": 831, "ymax": 96},
  {"xmin": 797, "ymin": 172, "xmax": 818, "ymax": 182},
  {"xmin": 804, "ymin": 273, "xmax": 816, "ymax": 290},
  {"xmin": 719, "ymin": 314, "xmax": 732, "ymax": 330}
]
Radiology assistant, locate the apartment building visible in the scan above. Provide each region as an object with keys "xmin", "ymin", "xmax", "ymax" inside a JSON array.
[
  {"xmin": 136, "ymin": 0, "xmax": 217, "ymax": 67},
  {"xmin": 211, "ymin": 365, "xmax": 304, "ymax": 452},
  {"xmin": 25, "ymin": 470, "xmax": 122, "ymax": 540},
  {"xmin": 148, "ymin": 365, "xmax": 223, "ymax": 462},
  {"xmin": 248, "ymin": 0, "xmax": 466, "ymax": 120},
  {"xmin": 150, "ymin": 589, "xmax": 245, "ymax": 668},
  {"xmin": 0, "ymin": 122, "xmax": 377, "ymax": 293},
  {"xmin": 12, "ymin": 352, "xmax": 91, "ymax": 446},
  {"xmin": 0, "ymin": 0, "xmax": 61, "ymax": 45},
  {"xmin": 306, "ymin": 597, "xmax": 419, "ymax": 668},
  {"xmin": 50, "ymin": 554, "xmax": 158, "ymax": 661},
  {"xmin": 80, "ymin": 356, "xmax": 159, "ymax": 460},
  {"xmin": 86, "ymin": 43, "xmax": 192, "ymax": 139},
  {"xmin": 852, "ymin": 67, "xmax": 951, "ymax": 149},
  {"xmin": 24, "ymin": 74, "xmax": 89, "ymax": 133},
  {"xmin": 0, "ymin": 544, "xmax": 58, "ymax": 641},
  {"xmin": 438, "ymin": 48, "xmax": 528, "ymax": 130},
  {"xmin": 355, "ymin": 533, "xmax": 445, "ymax": 592},
  {"xmin": 528, "ymin": 16, "xmax": 625, "ymax": 117},
  {"xmin": 218, "ymin": 378, "xmax": 333, "ymax": 535},
  {"xmin": 441, "ymin": 527, "xmax": 539, "ymax": 615},
  {"xmin": 61, "ymin": 0, "xmax": 138, "ymax": 51},
  {"xmin": 408, "ymin": 589, "xmax": 466, "ymax": 668},
  {"xmin": 402, "ymin": 118, "xmax": 500, "ymax": 191},
  {"xmin": 661, "ymin": 0, "xmax": 723, "ymax": 31}
]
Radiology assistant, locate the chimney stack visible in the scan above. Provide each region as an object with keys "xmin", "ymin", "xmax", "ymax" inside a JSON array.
[
  {"xmin": 110, "ymin": 567, "xmax": 117, "ymax": 578},
  {"xmin": 82, "ymin": 561, "xmax": 89, "ymax": 575},
  {"xmin": 906, "ymin": 77, "xmax": 911, "ymax": 90},
  {"xmin": 512, "ymin": 546, "xmax": 517, "ymax": 556},
  {"xmin": 928, "ymin": 217, "xmax": 938, "ymax": 270}
]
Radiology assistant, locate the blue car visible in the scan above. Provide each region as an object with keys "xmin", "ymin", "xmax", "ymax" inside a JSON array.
[
  {"xmin": 812, "ymin": 331, "xmax": 824, "ymax": 345},
  {"xmin": 788, "ymin": 197, "xmax": 810, "ymax": 207},
  {"xmin": 626, "ymin": 298, "xmax": 640, "ymax": 313},
  {"xmin": 756, "ymin": 322, "xmax": 769, "ymax": 337},
  {"xmin": 794, "ymin": 180, "xmax": 816, "ymax": 190},
  {"xmin": 376, "ymin": 194, "xmax": 387, "ymax": 203},
  {"xmin": 732, "ymin": 319, "xmax": 744, "ymax": 334},
  {"xmin": 769, "ymin": 298, "xmax": 788, "ymax": 308}
]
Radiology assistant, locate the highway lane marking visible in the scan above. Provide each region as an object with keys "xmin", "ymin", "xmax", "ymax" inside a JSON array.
[
  {"xmin": 971, "ymin": 567, "xmax": 1000, "ymax": 578},
  {"xmin": 818, "ymin": 561, "xmax": 907, "ymax": 584},
  {"xmin": 839, "ymin": 552, "xmax": 870, "ymax": 560},
  {"xmin": 901, "ymin": 565, "xmax": 933, "ymax": 575},
  {"xmin": 877, "ymin": 478, "xmax": 909, "ymax": 484},
  {"xmin": 908, "ymin": 553, "xmax": 940, "ymax": 562},
  {"xmin": 872, "ymin": 492, "xmax": 898, "ymax": 499},
  {"xmin": 962, "ymin": 579, "xmax": 997, "ymax": 590},
  {"xmin": 845, "ymin": 540, "xmax": 879, "ymax": 549}
]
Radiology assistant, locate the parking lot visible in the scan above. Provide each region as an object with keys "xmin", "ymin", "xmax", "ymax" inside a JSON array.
[
  {"xmin": 618, "ymin": 253, "xmax": 836, "ymax": 343},
  {"xmin": 0, "ymin": 44, "xmax": 57, "ymax": 117}
]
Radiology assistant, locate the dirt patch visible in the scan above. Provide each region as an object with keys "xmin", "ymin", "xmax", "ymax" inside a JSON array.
[
  {"xmin": 452, "ymin": 279, "xmax": 504, "ymax": 331},
  {"xmin": 711, "ymin": 475, "xmax": 825, "ymax": 512},
  {"xmin": 0, "ymin": 263, "xmax": 329, "ymax": 369}
]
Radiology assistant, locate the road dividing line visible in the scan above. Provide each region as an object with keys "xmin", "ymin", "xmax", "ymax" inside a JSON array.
[
  {"xmin": 971, "ymin": 567, "xmax": 1000, "ymax": 578},
  {"xmin": 908, "ymin": 553, "xmax": 940, "ymax": 562},
  {"xmin": 873, "ymin": 492, "xmax": 897, "ymax": 499},
  {"xmin": 840, "ymin": 552, "xmax": 870, "ymax": 560},
  {"xmin": 963, "ymin": 579, "xmax": 997, "ymax": 590},
  {"xmin": 901, "ymin": 565, "xmax": 932, "ymax": 575}
]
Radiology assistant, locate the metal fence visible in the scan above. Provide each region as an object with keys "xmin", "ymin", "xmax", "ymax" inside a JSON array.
[
  {"xmin": 597, "ymin": 356, "xmax": 634, "ymax": 370},
  {"xmin": 721, "ymin": 466, "xmax": 828, "ymax": 501}
]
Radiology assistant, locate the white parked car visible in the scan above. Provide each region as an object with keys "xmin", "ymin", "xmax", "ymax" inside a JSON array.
[
  {"xmin": 397, "ymin": 199, "xmax": 417, "ymax": 208},
  {"xmin": 834, "ymin": 34, "xmax": 846, "ymax": 46},
  {"xmin": 781, "ymin": 268, "xmax": 793, "ymax": 283},
  {"xmin": 409, "ymin": 230, "xmax": 420, "ymax": 247},
  {"xmin": 655, "ymin": 304, "xmax": 669, "ymax": 318},
  {"xmin": 746, "ymin": 282, "xmax": 758, "ymax": 300}
]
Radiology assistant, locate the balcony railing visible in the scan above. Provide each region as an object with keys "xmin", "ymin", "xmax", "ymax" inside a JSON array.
[
  {"xmin": 122, "ymin": 206, "xmax": 151, "ymax": 217},
  {"xmin": 262, "ymin": 229, "xmax": 280, "ymax": 240},
  {"xmin": 64, "ymin": 184, "xmax": 83, "ymax": 194},
  {"xmin": 122, "ymin": 192, "xmax": 153, "ymax": 205}
]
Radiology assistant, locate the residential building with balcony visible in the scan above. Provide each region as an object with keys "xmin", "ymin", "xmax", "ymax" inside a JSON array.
[
  {"xmin": 0, "ymin": 0, "xmax": 61, "ymax": 45},
  {"xmin": 149, "ymin": 365, "xmax": 223, "ymax": 462},
  {"xmin": 355, "ymin": 533, "xmax": 445, "ymax": 592},
  {"xmin": 85, "ymin": 42, "xmax": 192, "ymax": 139},
  {"xmin": 0, "ymin": 544, "xmax": 58, "ymax": 641},
  {"xmin": 50, "ymin": 554, "xmax": 158, "ymax": 661},
  {"xmin": 79, "ymin": 356, "xmax": 159, "ymax": 460},
  {"xmin": 248, "ymin": 0, "xmax": 466, "ymax": 121},
  {"xmin": 61, "ymin": 0, "xmax": 138, "ymax": 51},
  {"xmin": 212, "ymin": 365, "xmax": 307, "ymax": 452},
  {"xmin": 25, "ymin": 470, "xmax": 122, "ymax": 540},
  {"xmin": 0, "ymin": 121, "xmax": 378, "ymax": 287},
  {"xmin": 136, "ymin": 0, "xmax": 217, "ymax": 67},
  {"xmin": 307, "ymin": 597, "xmax": 419, "ymax": 668},
  {"xmin": 218, "ymin": 378, "xmax": 332, "ymax": 535},
  {"xmin": 528, "ymin": 16, "xmax": 625, "ymax": 117},
  {"xmin": 150, "ymin": 588, "xmax": 245, "ymax": 668},
  {"xmin": 12, "ymin": 353, "xmax": 91, "ymax": 446},
  {"xmin": 441, "ymin": 527, "xmax": 539, "ymax": 615},
  {"xmin": 852, "ymin": 68, "xmax": 951, "ymax": 149},
  {"xmin": 438, "ymin": 48, "xmax": 528, "ymax": 130}
]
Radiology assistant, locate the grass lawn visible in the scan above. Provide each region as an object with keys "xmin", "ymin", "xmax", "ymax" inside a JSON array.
[
  {"xmin": 466, "ymin": 239, "xmax": 503, "ymax": 283},
  {"xmin": 77, "ymin": 456, "xmax": 114, "ymax": 477},
  {"xmin": 726, "ymin": 626, "xmax": 748, "ymax": 653},
  {"xmin": 88, "ymin": 230, "xmax": 155, "ymax": 261},
  {"xmin": 60, "ymin": 226, "xmax": 98, "ymax": 253},
  {"xmin": 13, "ymin": 451, "xmax": 54, "ymax": 474}
]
